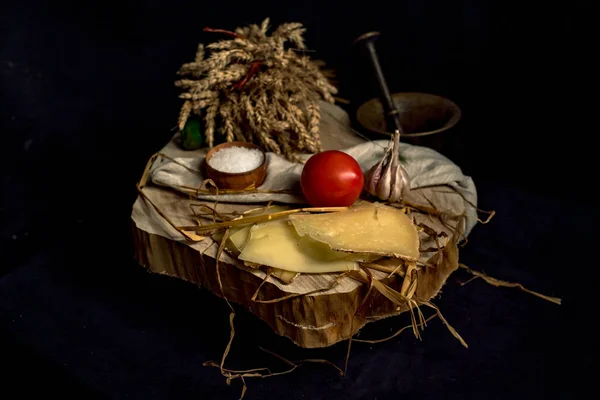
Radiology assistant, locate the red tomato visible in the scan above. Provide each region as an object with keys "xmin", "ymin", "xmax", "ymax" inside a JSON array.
[{"xmin": 301, "ymin": 150, "xmax": 364, "ymax": 207}]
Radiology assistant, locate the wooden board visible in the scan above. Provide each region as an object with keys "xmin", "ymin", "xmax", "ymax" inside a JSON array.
[
  {"xmin": 131, "ymin": 185, "xmax": 462, "ymax": 348},
  {"xmin": 132, "ymin": 217, "xmax": 459, "ymax": 348},
  {"xmin": 130, "ymin": 104, "xmax": 467, "ymax": 348},
  {"xmin": 133, "ymin": 222, "xmax": 399, "ymax": 347}
]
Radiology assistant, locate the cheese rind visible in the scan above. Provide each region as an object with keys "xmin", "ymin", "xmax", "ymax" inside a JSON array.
[
  {"xmin": 289, "ymin": 203, "xmax": 420, "ymax": 259},
  {"xmin": 238, "ymin": 220, "xmax": 359, "ymax": 273}
]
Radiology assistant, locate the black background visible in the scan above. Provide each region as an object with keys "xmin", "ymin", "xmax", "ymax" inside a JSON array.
[{"xmin": 1, "ymin": 1, "xmax": 594, "ymax": 398}]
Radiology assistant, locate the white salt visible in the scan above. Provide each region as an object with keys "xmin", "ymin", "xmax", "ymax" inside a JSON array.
[{"xmin": 208, "ymin": 146, "xmax": 264, "ymax": 173}]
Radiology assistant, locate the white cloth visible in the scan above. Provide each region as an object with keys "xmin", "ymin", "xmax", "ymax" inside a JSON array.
[{"xmin": 150, "ymin": 140, "xmax": 478, "ymax": 235}]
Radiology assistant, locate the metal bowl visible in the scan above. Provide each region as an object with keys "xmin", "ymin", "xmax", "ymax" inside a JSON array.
[{"xmin": 356, "ymin": 92, "xmax": 461, "ymax": 138}]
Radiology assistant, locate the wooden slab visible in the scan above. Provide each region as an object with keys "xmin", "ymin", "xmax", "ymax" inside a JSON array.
[
  {"xmin": 132, "ymin": 215, "xmax": 459, "ymax": 348},
  {"xmin": 130, "ymin": 104, "xmax": 466, "ymax": 348}
]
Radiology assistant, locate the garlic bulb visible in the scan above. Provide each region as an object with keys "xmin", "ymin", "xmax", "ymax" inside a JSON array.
[{"xmin": 364, "ymin": 130, "xmax": 410, "ymax": 203}]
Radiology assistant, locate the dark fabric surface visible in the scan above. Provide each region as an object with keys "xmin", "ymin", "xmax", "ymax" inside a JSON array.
[{"xmin": 1, "ymin": 1, "xmax": 593, "ymax": 398}]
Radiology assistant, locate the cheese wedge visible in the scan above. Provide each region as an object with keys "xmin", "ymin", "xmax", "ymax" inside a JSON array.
[
  {"xmin": 238, "ymin": 220, "xmax": 358, "ymax": 273},
  {"xmin": 289, "ymin": 203, "xmax": 420, "ymax": 259}
]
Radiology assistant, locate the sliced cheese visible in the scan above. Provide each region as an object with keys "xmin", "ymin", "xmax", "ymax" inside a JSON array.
[
  {"xmin": 238, "ymin": 220, "xmax": 358, "ymax": 273},
  {"xmin": 214, "ymin": 205, "xmax": 289, "ymax": 254},
  {"xmin": 289, "ymin": 203, "xmax": 420, "ymax": 259},
  {"xmin": 297, "ymin": 236, "xmax": 378, "ymax": 262},
  {"xmin": 229, "ymin": 225, "xmax": 252, "ymax": 252},
  {"xmin": 271, "ymin": 268, "xmax": 299, "ymax": 284},
  {"xmin": 297, "ymin": 235, "xmax": 351, "ymax": 261}
]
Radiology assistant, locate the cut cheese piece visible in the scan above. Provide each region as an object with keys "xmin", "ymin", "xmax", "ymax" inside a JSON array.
[
  {"xmin": 289, "ymin": 203, "xmax": 420, "ymax": 259},
  {"xmin": 229, "ymin": 225, "xmax": 252, "ymax": 252},
  {"xmin": 297, "ymin": 235, "xmax": 351, "ymax": 261},
  {"xmin": 297, "ymin": 236, "xmax": 378, "ymax": 263},
  {"xmin": 230, "ymin": 205, "xmax": 289, "ymax": 251},
  {"xmin": 271, "ymin": 268, "xmax": 299, "ymax": 284},
  {"xmin": 238, "ymin": 220, "xmax": 359, "ymax": 273},
  {"xmin": 213, "ymin": 205, "xmax": 289, "ymax": 254}
]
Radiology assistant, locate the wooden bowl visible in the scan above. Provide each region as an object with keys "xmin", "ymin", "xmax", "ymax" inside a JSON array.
[
  {"xmin": 204, "ymin": 141, "xmax": 267, "ymax": 190},
  {"xmin": 356, "ymin": 92, "xmax": 461, "ymax": 138}
]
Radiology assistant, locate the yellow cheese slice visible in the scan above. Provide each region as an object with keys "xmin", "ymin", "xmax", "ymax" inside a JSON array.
[
  {"xmin": 289, "ymin": 203, "xmax": 420, "ymax": 259},
  {"xmin": 270, "ymin": 268, "xmax": 299, "ymax": 284},
  {"xmin": 229, "ymin": 225, "xmax": 252, "ymax": 252},
  {"xmin": 238, "ymin": 220, "xmax": 359, "ymax": 273},
  {"xmin": 214, "ymin": 205, "xmax": 289, "ymax": 254}
]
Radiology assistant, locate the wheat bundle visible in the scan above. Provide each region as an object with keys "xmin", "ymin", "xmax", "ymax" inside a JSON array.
[{"xmin": 175, "ymin": 18, "xmax": 337, "ymax": 161}]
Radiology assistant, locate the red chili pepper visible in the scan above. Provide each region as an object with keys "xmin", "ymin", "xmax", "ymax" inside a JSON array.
[
  {"xmin": 203, "ymin": 27, "xmax": 260, "ymax": 90},
  {"xmin": 233, "ymin": 61, "xmax": 261, "ymax": 90},
  {"xmin": 203, "ymin": 27, "xmax": 243, "ymax": 39}
]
